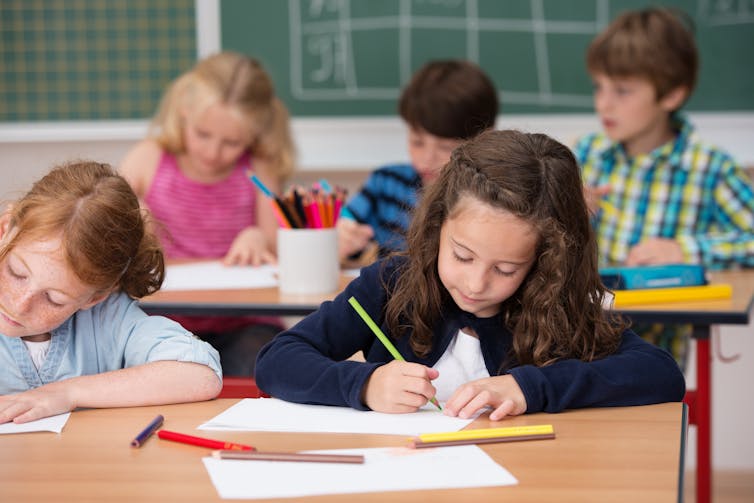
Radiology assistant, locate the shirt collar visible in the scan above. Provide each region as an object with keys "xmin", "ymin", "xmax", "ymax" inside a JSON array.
[{"xmin": 599, "ymin": 112, "xmax": 695, "ymax": 170}]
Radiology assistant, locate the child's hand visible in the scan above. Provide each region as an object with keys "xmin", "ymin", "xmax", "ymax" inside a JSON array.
[
  {"xmin": 626, "ymin": 238, "xmax": 684, "ymax": 265},
  {"xmin": 443, "ymin": 374, "xmax": 527, "ymax": 421},
  {"xmin": 337, "ymin": 218, "xmax": 374, "ymax": 261},
  {"xmin": 583, "ymin": 184, "xmax": 611, "ymax": 215},
  {"xmin": 362, "ymin": 361, "xmax": 439, "ymax": 413},
  {"xmin": 0, "ymin": 383, "xmax": 75, "ymax": 424},
  {"xmin": 224, "ymin": 227, "xmax": 276, "ymax": 266}
]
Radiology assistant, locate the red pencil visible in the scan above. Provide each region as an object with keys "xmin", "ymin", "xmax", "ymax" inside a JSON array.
[{"xmin": 157, "ymin": 430, "xmax": 255, "ymax": 451}]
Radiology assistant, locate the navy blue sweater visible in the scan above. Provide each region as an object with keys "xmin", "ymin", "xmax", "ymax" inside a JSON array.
[{"xmin": 255, "ymin": 258, "xmax": 686, "ymax": 412}]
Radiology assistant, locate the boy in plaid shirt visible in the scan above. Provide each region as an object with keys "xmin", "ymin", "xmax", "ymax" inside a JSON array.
[{"xmin": 574, "ymin": 7, "xmax": 754, "ymax": 367}]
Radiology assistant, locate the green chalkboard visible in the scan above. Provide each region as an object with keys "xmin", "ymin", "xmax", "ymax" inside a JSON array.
[
  {"xmin": 0, "ymin": 0, "xmax": 196, "ymax": 121},
  {"xmin": 222, "ymin": 0, "xmax": 754, "ymax": 116}
]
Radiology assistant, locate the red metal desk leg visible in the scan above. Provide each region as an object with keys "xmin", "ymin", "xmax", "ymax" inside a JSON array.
[{"xmin": 695, "ymin": 327, "xmax": 711, "ymax": 503}]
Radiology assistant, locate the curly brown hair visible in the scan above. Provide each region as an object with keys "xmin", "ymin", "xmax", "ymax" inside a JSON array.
[
  {"xmin": 384, "ymin": 129, "xmax": 625, "ymax": 368},
  {"xmin": 1, "ymin": 161, "xmax": 164, "ymax": 299}
]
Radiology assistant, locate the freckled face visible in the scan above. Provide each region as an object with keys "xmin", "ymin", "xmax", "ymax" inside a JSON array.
[
  {"xmin": 437, "ymin": 196, "xmax": 538, "ymax": 318},
  {"xmin": 0, "ymin": 236, "xmax": 102, "ymax": 338}
]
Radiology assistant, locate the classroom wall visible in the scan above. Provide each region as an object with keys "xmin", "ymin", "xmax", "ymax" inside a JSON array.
[{"xmin": 2, "ymin": 111, "xmax": 753, "ymax": 199}]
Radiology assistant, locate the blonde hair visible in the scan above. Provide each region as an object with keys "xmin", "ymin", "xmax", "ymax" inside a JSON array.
[
  {"xmin": 1, "ymin": 161, "xmax": 164, "ymax": 298},
  {"xmin": 149, "ymin": 51, "xmax": 295, "ymax": 180}
]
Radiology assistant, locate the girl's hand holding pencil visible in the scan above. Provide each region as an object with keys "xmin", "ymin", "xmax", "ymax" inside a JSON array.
[
  {"xmin": 363, "ymin": 360, "xmax": 442, "ymax": 414},
  {"xmin": 349, "ymin": 296, "xmax": 442, "ymax": 413}
]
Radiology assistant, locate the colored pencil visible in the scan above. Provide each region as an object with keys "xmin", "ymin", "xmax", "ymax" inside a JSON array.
[
  {"xmin": 333, "ymin": 197, "xmax": 343, "ymax": 223},
  {"xmin": 276, "ymin": 196, "xmax": 302, "ymax": 228},
  {"xmin": 246, "ymin": 172, "xmax": 293, "ymax": 228},
  {"xmin": 410, "ymin": 424, "xmax": 555, "ymax": 448},
  {"xmin": 347, "ymin": 296, "xmax": 442, "ymax": 411},
  {"xmin": 307, "ymin": 198, "xmax": 323, "ymax": 228},
  {"xmin": 270, "ymin": 200, "xmax": 293, "ymax": 228},
  {"xmin": 212, "ymin": 450, "xmax": 365, "ymax": 464},
  {"xmin": 338, "ymin": 206, "xmax": 356, "ymax": 220},
  {"xmin": 291, "ymin": 187, "xmax": 309, "ymax": 227},
  {"xmin": 612, "ymin": 283, "xmax": 732, "ymax": 306},
  {"xmin": 157, "ymin": 430, "xmax": 254, "ymax": 451},
  {"xmin": 130, "ymin": 414, "xmax": 164, "ymax": 448},
  {"xmin": 318, "ymin": 178, "xmax": 333, "ymax": 193},
  {"xmin": 599, "ymin": 199, "xmax": 620, "ymax": 218},
  {"xmin": 248, "ymin": 173, "xmax": 274, "ymax": 198}
]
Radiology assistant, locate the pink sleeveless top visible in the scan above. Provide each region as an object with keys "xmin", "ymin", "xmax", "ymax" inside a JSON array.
[
  {"xmin": 145, "ymin": 152, "xmax": 281, "ymax": 334},
  {"xmin": 145, "ymin": 152, "xmax": 257, "ymax": 259}
]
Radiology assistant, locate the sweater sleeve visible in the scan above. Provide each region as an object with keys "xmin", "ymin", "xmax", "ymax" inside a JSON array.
[
  {"xmin": 255, "ymin": 260, "xmax": 397, "ymax": 410},
  {"xmin": 509, "ymin": 330, "xmax": 686, "ymax": 413}
]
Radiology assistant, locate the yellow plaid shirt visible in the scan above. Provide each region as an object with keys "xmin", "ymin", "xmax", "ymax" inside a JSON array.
[{"xmin": 574, "ymin": 114, "xmax": 754, "ymax": 270}]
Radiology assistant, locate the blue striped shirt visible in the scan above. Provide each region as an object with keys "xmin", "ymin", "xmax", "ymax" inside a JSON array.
[
  {"xmin": 344, "ymin": 163, "xmax": 422, "ymax": 255},
  {"xmin": 574, "ymin": 114, "xmax": 754, "ymax": 270}
]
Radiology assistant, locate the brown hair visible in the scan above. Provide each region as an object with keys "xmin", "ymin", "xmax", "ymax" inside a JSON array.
[
  {"xmin": 586, "ymin": 7, "xmax": 698, "ymax": 105},
  {"xmin": 150, "ymin": 51, "xmax": 295, "ymax": 179},
  {"xmin": 385, "ymin": 130, "xmax": 625, "ymax": 367},
  {"xmin": 1, "ymin": 161, "xmax": 164, "ymax": 298},
  {"xmin": 399, "ymin": 60, "xmax": 498, "ymax": 139}
]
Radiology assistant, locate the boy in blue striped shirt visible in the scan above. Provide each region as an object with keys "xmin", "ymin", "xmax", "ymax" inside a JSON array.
[
  {"xmin": 573, "ymin": 7, "xmax": 754, "ymax": 365},
  {"xmin": 338, "ymin": 60, "xmax": 498, "ymax": 263}
]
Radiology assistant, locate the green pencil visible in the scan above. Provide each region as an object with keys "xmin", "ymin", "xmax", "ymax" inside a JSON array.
[{"xmin": 347, "ymin": 296, "xmax": 442, "ymax": 411}]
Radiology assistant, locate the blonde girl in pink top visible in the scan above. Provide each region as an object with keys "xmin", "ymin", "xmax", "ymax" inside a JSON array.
[{"xmin": 120, "ymin": 52, "xmax": 296, "ymax": 376}]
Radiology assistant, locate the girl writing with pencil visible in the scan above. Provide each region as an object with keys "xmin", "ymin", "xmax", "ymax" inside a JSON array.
[
  {"xmin": 0, "ymin": 161, "xmax": 222, "ymax": 424},
  {"xmin": 120, "ymin": 52, "xmax": 296, "ymax": 376},
  {"xmin": 255, "ymin": 130, "xmax": 685, "ymax": 419}
]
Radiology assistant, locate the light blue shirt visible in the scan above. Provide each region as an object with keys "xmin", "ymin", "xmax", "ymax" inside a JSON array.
[{"xmin": 0, "ymin": 292, "xmax": 222, "ymax": 394}]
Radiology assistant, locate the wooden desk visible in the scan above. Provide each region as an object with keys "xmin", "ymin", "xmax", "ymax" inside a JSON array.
[
  {"xmin": 614, "ymin": 269, "xmax": 754, "ymax": 503},
  {"xmin": 141, "ymin": 268, "xmax": 754, "ymax": 503},
  {"xmin": 141, "ymin": 274, "xmax": 353, "ymax": 316},
  {"xmin": 1, "ymin": 399, "xmax": 686, "ymax": 502}
]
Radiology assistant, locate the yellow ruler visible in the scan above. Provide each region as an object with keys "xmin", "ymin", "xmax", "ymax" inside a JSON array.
[
  {"xmin": 612, "ymin": 283, "xmax": 732, "ymax": 307},
  {"xmin": 416, "ymin": 424, "xmax": 554, "ymax": 443}
]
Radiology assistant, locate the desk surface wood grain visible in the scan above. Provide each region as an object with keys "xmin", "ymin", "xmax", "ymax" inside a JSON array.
[{"xmin": 2, "ymin": 399, "xmax": 685, "ymax": 502}]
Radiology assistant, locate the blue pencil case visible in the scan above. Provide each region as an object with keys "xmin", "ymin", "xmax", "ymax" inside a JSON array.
[{"xmin": 599, "ymin": 264, "xmax": 707, "ymax": 290}]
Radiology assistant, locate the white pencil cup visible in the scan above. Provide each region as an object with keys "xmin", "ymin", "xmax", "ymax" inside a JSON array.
[{"xmin": 277, "ymin": 228, "xmax": 339, "ymax": 295}]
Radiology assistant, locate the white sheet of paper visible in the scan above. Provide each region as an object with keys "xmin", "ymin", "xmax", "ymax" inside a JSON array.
[
  {"xmin": 161, "ymin": 261, "xmax": 278, "ymax": 291},
  {"xmin": 198, "ymin": 398, "xmax": 476, "ymax": 436},
  {"xmin": 203, "ymin": 445, "xmax": 517, "ymax": 499},
  {"xmin": 0, "ymin": 412, "xmax": 70, "ymax": 434}
]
